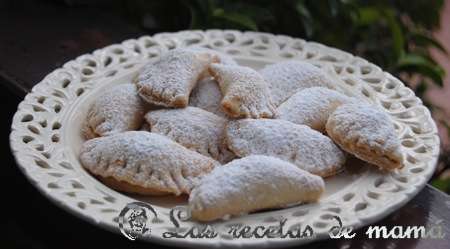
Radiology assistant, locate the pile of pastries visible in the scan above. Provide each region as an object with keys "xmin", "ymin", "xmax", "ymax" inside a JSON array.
[{"xmin": 79, "ymin": 47, "xmax": 403, "ymax": 221}]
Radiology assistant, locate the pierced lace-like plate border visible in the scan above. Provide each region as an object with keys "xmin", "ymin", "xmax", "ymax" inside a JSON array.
[{"xmin": 10, "ymin": 30, "xmax": 439, "ymax": 248}]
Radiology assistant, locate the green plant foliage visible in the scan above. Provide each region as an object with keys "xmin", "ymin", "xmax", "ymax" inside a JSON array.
[
  {"xmin": 432, "ymin": 179, "xmax": 450, "ymax": 193},
  {"xmin": 132, "ymin": 0, "xmax": 446, "ymax": 89}
]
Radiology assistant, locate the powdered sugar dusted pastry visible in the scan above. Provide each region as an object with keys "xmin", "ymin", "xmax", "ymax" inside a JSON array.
[
  {"xmin": 189, "ymin": 77, "xmax": 226, "ymax": 118},
  {"xmin": 226, "ymin": 119, "xmax": 346, "ymax": 177},
  {"xmin": 136, "ymin": 48, "xmax": 218, "ymax": 107},
  {"xmin": 189, "ymin": 155, "xmax": 325, "ymax": 221},
  {"xmin": 145, "ymin": 107, "xmax": 235, "ymax": 163},
  {"xmin": 187, "ymin": 47, "xmax": 238, "ymax": 66},
  {"xmin": 277, "ymin": 87, "xmax": 354, "ymax": 132},
  {"xmin": 79, "ymin": 131, "xmax": 218, "ymax": 196},
  {"xmin": 260, "ymin": 61, "xmax": 336, "ymax": 106},
  {"xmin": 209, "ymin": 64, "xmax": 276, "ymax": 118},
  {"xmin": 326, "ymin": 103, "xmax": 403, "ymax": 170},
  {"xmin": 83, "ymin": 84, "xmax": 148, "ymax": 139}
]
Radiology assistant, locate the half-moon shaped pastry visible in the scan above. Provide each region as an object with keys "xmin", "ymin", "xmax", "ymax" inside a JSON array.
[
  {"xmin": 79, "ymin": 131, "xmax": 218, "ymax": 196},
  {"xmin": 187, "ymin": 47, "xmax": 238, "ymax": 66},
  {"xmin": 83, "ymin": 84, "xmax": 148, "ymax": 139},
  {"xmin": 209, "ymin": 64, "xmax": 276, "ymax": 118},
  {"xmin": 188, "ymin": 48, "xmax": 238, "ymax": 118},
  {"xmin": 277, "ymin": 87, "xmax": 354, "ymax": 132},
  {"xmin": 145, "ymin": 107, "xmax": 235, "ymax": 163},
  {"xmin": 189, "ymin": 155, "xmax": 325, "ymax": 221},
  {"xmin": 226, "ymin": 119, "xmax": 346, "ymax": 177},
  {"xmin": 136, "ymin": 48, "xmax": 218, "ymax": 107},
  {"xmin": 326, "ymin": 103, "xmax": 403, "ymax": 170},
  {"xmin": 260, "ymin": 61, "xmax": 336, "ymax": 106},
  {"xmin": 189, "ymin": 77, "xmax": 226, "ymax": 118}
]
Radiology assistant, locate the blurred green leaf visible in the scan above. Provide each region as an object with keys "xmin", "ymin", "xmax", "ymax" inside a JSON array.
[
  {"xmin": 384, "ymin": 9, "xmax": 405, "ymax": 58},
  {"xmin": 397, "ymin": 53, "xmax": 445, "ymax": 86},
  {"xmin": 212, "ymin": 8, "xmax": 258, "ymax": 30},
  {"xmin": 432, "ymin": 179, "xmax": 450, "ymax": 192},
  {"xmin": 356, "ymin": 7, "xmax": 381, "ymax": 25},
  {"xmin": 410, "ymin": 32, "xmax": 448, "ymax": 54}
]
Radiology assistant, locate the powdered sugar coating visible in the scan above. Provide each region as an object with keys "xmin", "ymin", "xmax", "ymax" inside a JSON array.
[
  {"xmin": 187, "ymin": 47, "xmax": 238, "ymax": 66},
  {"xmin": 79, "ymin": 131, "xmax": 218, "ymax": 195},
  {"xmin": 188, "ymin": 48, "xmax": 238, "ymax": 118},
  {"xmin": 189, "ymin": 77, "xmax": 227, "ymax": 118},
  {"xmin": 326, "ymin": 103, "xmax": 403, "ymax": 170},
  {"xmin": 226, "ymin": 119, "xmax": 346, "ymax": 177},
  {"xmin": 189, "ymin": 155, "xmax": 325, "ymax": 221},
  {"xmin": 260, "ymin": 61, "xmax": 336, "ymax": 106},
  {"xmin": 277, "ymin": 87, "xmax": 355, "ymax": 132},
  {"xmin": 145, "ymin": 107, "xmax": 235, "ymax": 163},
  {"xmin": 136, "ymin": 48, "xmax": 217, "ymax": 107},
  {"xmin": 83, "ymin": 84, "xmax": 148, "ymax": 139},
  {"xmin": 209, "ymin": 64, "xmax": 276, "ymax": 118}
]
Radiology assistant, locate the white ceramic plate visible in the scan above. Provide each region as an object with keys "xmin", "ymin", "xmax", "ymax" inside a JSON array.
[{"xmin": 10, "ymin": 30, "xmax": 440, "ymax": 248}]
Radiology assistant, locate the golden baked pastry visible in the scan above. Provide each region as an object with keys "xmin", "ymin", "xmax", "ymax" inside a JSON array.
[
  {"xmin": 187, "ymin": 47, "xmax": 238, "ymax": 66},
  {"xmin": 260, "ymin": 61, "xmax": 336, "ymax": 106},
  {"xmin": 189, "ymin": 155, "xmax": 325, "ymax": 221},
  {"xmin": 136, "ymin": 48, "xmax": 217, "ymax": 107},
  {"xmin": 145, "ymin": 107, "xmax": 235, "ymax": 163},
  {"xmin": 326, "ymin": 103, "xmax": 403, "ymax": 170},
  {"xmin": 83, "ymin": 84, "xmax": 148, "ymax": 139},
  {"xmin": 189, "ymin": 77, "xmax": 227, "ymax": 118},
  {"xmin": 79, "ymin": 131, "xmax": 218, "ymax": 195},
  {"xmin": 225, "ymin": 119, "xmax": 346, "ymax": 177},
  {"xmin": 209, "ymin": 64, "xmax": 276, "ymax": 118},
  {"xmin": 277, "ymin": 87, "xmax": 354, "ymax": 132}
]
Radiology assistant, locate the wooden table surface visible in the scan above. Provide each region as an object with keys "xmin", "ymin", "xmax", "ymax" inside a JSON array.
[{"xmin": 1, "ymin": 1, "xmax": 449, "ymax": 248}]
